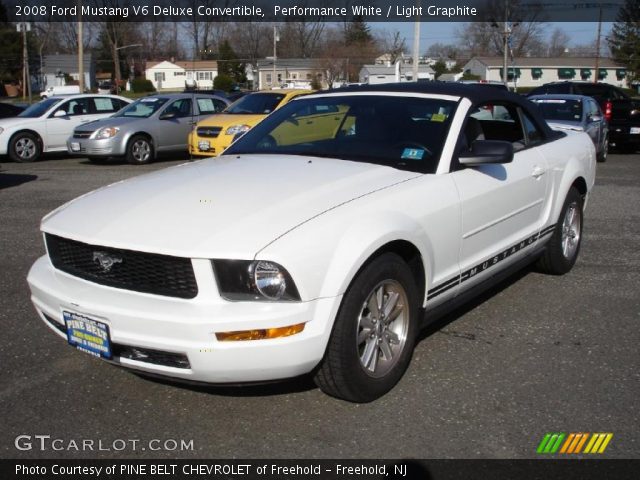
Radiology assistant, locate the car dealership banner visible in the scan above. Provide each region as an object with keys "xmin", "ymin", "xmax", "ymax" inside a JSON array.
[{"xmin": 4, "ymin": 0, "xmax": 628, "ymax": 22}]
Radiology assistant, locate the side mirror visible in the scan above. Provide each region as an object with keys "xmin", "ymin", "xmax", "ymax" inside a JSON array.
[
  {"xmin": 53, "ymin": 109, "xmax": 68, "ymax": 118},
  {"xmin": 459, "ymin": 140, "xmax": 514, "ymax": 166},
  {"xmin": 159, "ymin": 111, "xmax": 177, "ymax": 120},
  {"xmin": 588, "ymin": 114, "xmax": 602, "ymax": 123}
]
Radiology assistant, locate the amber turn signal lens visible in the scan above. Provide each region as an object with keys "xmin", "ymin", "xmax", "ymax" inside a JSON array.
[{"xmin": 215, "ymin": 323, "xmax": 305, "ymax": 342}]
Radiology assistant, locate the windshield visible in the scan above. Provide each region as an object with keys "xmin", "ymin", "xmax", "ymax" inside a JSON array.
[
  {"xmin": 532, "ymin": 99, "xmax": 583, "ymax": 122},
  {"xmin": 226, "ymin": 95, "xmax": 457, "ymax": 174},
  {"xmin": 115, "ymin": 97, "xmax": 168, "ymax": 118},
  {"xmin": 18, "ymin": 98, "xmax": 63, "ymax": 118},
  {"xmin": 225, "ymin": 93, "xmax": 286, "ymax": 114}
]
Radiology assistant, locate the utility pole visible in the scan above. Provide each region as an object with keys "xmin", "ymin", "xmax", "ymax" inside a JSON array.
[
  {"xmin": 272, "ymin": 25, "xmax": 278, "ymax": 89},
  {"xmin": 594, "ymin": 5, "xmax": 602, "ymax": 83},
  {"xmin": 78, "ymin": 0, "xmax": 84, "ymax": 93},
  {"xmin": 412, "ymin": 0, "xmax": 420, "ymax": 82},
  {"xmin": 20, "ymin": 22, "xmax": 32, "ymax": 102},
  {"xmin": 502, "ymin": 1, "xmax": 509, "ymax": 89}
]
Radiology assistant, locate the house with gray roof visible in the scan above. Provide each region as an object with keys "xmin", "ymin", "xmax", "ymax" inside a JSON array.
[
  {"xmin": 42, "ymin": 54, "xmax": 96, "ymax": 91},
  {"xmin": 359, "ymin": 62, "xmax": 435, "ymax": 85},
  {"xmin": 463, "ymin": 56, "xmax": 628, "ymax": 89},
  {"xmin": 256, "ymin": 58, "xmax": 327, "ymax": 90}
]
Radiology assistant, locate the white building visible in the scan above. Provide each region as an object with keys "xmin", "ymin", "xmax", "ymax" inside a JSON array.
[
  {"xmin": 463, "ymin": 56, "xmax": 628, "ymax": 89},
  {"xmin": 145, "ymin": 60, "xmax": 218, "ymax": 91},
  {"xmin": 359, "ymin": 62, "xmax": 435, "ymax": 84}
]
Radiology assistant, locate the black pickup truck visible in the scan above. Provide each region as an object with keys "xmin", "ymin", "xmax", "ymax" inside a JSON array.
[{"xmin": 528, "ymin": 81, "xmax": 640, "ymax": 152}]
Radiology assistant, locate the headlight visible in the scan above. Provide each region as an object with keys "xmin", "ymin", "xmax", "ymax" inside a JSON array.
[
  {"xmin": 212, "ymin": 259, "xmax": 300, "ymax": 302},
  {"xmin": 225, "ymin": 124, "xmax": 250, "ymax": 136},
  {"xmin": 93, "ymin": 127, "xmax": 119, "ymax": 139}
]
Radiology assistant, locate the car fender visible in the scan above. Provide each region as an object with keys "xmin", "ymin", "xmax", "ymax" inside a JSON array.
[
  {"xmin": 257, "ymin": 209, "xmax": 434, "ymax": 306},
  {"xmin": 540, "ymin": 131, "xmax": 595, "ymax": 225}
]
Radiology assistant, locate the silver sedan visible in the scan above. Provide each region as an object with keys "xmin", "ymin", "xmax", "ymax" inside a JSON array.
[
  {"xmin": 67, "ymin": 93, "xmax": 230, "ymax": 164},
  {"xmin": 530, "ymin": 94, "xmax": 609, "ymax": 162}
]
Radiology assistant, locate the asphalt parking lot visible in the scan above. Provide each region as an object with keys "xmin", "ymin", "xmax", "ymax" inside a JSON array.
[{"xmin": 1, "ymin": 153, "xmax": 638, "ymax": 460}]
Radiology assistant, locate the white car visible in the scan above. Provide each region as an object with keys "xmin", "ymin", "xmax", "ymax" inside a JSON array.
[
  {"xmin": 0, "ymin": 94, "xmax": 131, "ymax": 162},
  {"xmin": 27, "ymin": 84, "xmax": 596, "ymax": 402}
]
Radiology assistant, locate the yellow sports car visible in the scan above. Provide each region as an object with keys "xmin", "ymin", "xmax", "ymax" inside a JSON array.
[{"xmin": 188, "ymin": 89, "xmax": 311, "ymax": 157}]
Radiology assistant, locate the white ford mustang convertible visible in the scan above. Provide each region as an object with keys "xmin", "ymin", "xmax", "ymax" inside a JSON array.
[{"xmin": 27, "ymin": 83, "xmax": 596, "ymax": 402}]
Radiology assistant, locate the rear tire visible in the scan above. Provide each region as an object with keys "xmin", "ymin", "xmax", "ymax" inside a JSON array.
[
  {"xmin": 314, "ymin": 253, "xmax": 420, "ymax": 402},
  {"xmin": 597, "ymin": 135, "xmax": 608, "ymax": 163},
  {"xmin": 537, "ymin": 187, "xmax": 583, "ymax": 275},
  {"xmin": 9, "ymin": 132, "xmax": 41, "ymax": 163},
  {"xmin": 126, "ymin": 135, "xmax": 153, "ymax": 165}
]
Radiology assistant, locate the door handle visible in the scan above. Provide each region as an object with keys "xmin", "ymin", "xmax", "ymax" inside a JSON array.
[{"xmin": 532, "ymin": 166, "xmax": 546, "ymax": 178}]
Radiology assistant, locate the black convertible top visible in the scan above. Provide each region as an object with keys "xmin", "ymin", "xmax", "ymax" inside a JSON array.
[{"xmin": 327, "ymin": 81, "xmax": 557, "ymax": 139}]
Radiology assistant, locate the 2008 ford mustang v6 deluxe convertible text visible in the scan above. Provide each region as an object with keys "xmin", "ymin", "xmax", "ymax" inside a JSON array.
[{"xmin": 28, "ymin": 83, "xmax": 596, "ymax": 402}]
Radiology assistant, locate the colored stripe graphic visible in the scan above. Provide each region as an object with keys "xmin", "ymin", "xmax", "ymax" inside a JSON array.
[{"xmin": 538, "ymin": 433, "xmax": 613, "ymax": 454}]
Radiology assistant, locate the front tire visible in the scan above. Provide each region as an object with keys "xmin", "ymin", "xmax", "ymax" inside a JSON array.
[
  {"xmin": 9, "ymin": 132, "xmax": 41, "ymax": 163},
  {"xmin": 537, "ymin": 187, "xmax": 584, "ymax": 275},
  {"xmin": 314, "ymin": 253, "xmax": 420, "ymax": 402},
  {"xmin": 126, "ymin": 135, "xmax": 153, "ymax": 165}
]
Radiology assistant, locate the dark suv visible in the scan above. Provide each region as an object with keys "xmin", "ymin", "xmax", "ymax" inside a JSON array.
[{"xmin": 528, "ymin": 82, "xmax": 640, "ymax": 152}]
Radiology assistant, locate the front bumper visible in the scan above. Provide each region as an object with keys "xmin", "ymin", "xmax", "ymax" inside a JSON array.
[
  {"xmin": 27, "ymin": 255, "xmax": 340, "ymax": 383},
  {"xmin": 188, "ymin": 131, "xmax": 233, "ymax": 157},
  {"xmin": 66, "ymin": 137, "xmax": 125, "ymax": 157}
]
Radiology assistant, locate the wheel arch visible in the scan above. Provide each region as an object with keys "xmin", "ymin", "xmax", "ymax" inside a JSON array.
[
  {"xmin": 10, "ymin": 129, "xmax": 44, "ymax": 148},
  {"xmin": 126, "ymin": 131, "xmax": 156, "ymax": 159}
]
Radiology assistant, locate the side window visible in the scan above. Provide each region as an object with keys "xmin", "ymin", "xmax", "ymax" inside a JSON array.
[
  {"xmin": 163, "ymin": 99, "xmax": 192, "ymax": 118},
  {"xmin": 56, "ymin": 98, "xmax": 90, "ymax": 117},
  {"xmin": 196, "ymin": 97, "xmax": 226, "ymax": 115},
  {"xmin": 468, "ymin": 102, "xmax": 525, "ymax": 150},
  {"xmin": 520, "ymin": 111, "xmax": 543, "ymax": 146},
  {"xmin": 91, "ymin": 97, "xmax": 120, "ymax": 113}
]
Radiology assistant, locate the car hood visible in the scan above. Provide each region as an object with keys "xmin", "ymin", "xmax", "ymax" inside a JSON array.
[
  {"xmin": 42, "ymin": 154, "xmax": 420, "ymax": 258},
  {"xmin": 546, "ymin": 120, "xmax": 584, "ymax": 132},
  {"xmin": 74, "ymin": 116, "xmax": 141, "ymax": 132},
  {"xmin": 197, "ymin": 113, "xmax": 266, "ymax": 129},
  {"xmin": 0, "ymin": 117, "xmax": 38, "ymax": 129}
]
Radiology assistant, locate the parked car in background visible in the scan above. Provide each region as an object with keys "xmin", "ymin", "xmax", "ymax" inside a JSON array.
[
  {"xmin": 188, "ymin": 89, "xmax": 311, "ymax": 157},
  {"xmin": 530, "ymin": 94, "xmax": 609, "ymax": 162},
  {"xmin": 527, "ymin": 81, "xmax": 640, "ymax": 152},
  {"xmin": 68, "ymin": 93, "xmax": 230, "ymax": 164},
  {"xmin": 29, "ymin": 83, "xmax": 596, "ymax": 402},
  {"xmin": 97, "ymin": 81, "xmax": 114, "ymax": 95},
  {"xmin": 0, "ymin": 94, "xmax": 131, "ymax": 162},
  {"xmin": 40, "ymin": 85, "xmax": 81, "ymax": 99},
  {"xmin": 0, "ymin": 102, "xmax": 25, "ymax": 118}
]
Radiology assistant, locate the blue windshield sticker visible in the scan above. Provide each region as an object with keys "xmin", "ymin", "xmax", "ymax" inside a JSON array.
[{"xmin": 401, "ymin": 148, "xmax": 425, "ymax": 160}]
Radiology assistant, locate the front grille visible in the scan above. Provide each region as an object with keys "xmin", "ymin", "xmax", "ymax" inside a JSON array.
[
  {"xmin": 42, "ymin": 313, "xmax": 191, "ymax": 369},
  {"xmin": 197, "ymin": 126, "xmax": 222, "ymax": 138},
  {"xmin": 74, "ymin": 131, "xmax": 93, "ymax": 139},
  {"xmin": 45, "ymin": 234, "xmax": 198, "ymax": 299}
]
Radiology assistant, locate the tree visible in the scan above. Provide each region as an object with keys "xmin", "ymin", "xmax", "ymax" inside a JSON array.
[
  {"xmin": 547, "ymin": 28, "xmax": 570, "ymax": 57},
  {"xmin": 344, "ymin": 16, "xmax": 373, "ymax": 46},
  {"xmin": 608, "ymin": 0, "xmax": 640, "ymax": 87},
  {"xmin": 217, "ymin": 40, "xmax": 246, "ymax": 84},
  {"xmin": 425, "ymin": 42, "xmax": 459, "ymax": 60},
  {"xmin": 456, "ymin": 0, "xmax": 546, "ymax": 57},
  {"xmin": 378, "ymin": 30, "xmax": 407, "ymax": 64},
  {"xmin": 432, "ymin": 60, "xmax": 448, "ymax": 79}
]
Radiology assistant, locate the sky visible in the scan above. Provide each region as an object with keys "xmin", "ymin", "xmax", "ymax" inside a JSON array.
[{"xmin": 373, "ymin": 22, "xmax": 614, "ymax": 54}]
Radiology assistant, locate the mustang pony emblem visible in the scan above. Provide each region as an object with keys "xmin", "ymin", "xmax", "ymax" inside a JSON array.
[{"xmin": 92, "ymin": 251, "xmax": 122, "ymax": 272}]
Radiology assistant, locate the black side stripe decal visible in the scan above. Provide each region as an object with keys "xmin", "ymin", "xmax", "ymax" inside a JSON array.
[{"xmin": 427, "ymin": 223, "xmax": 557, "ymax": 300}]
